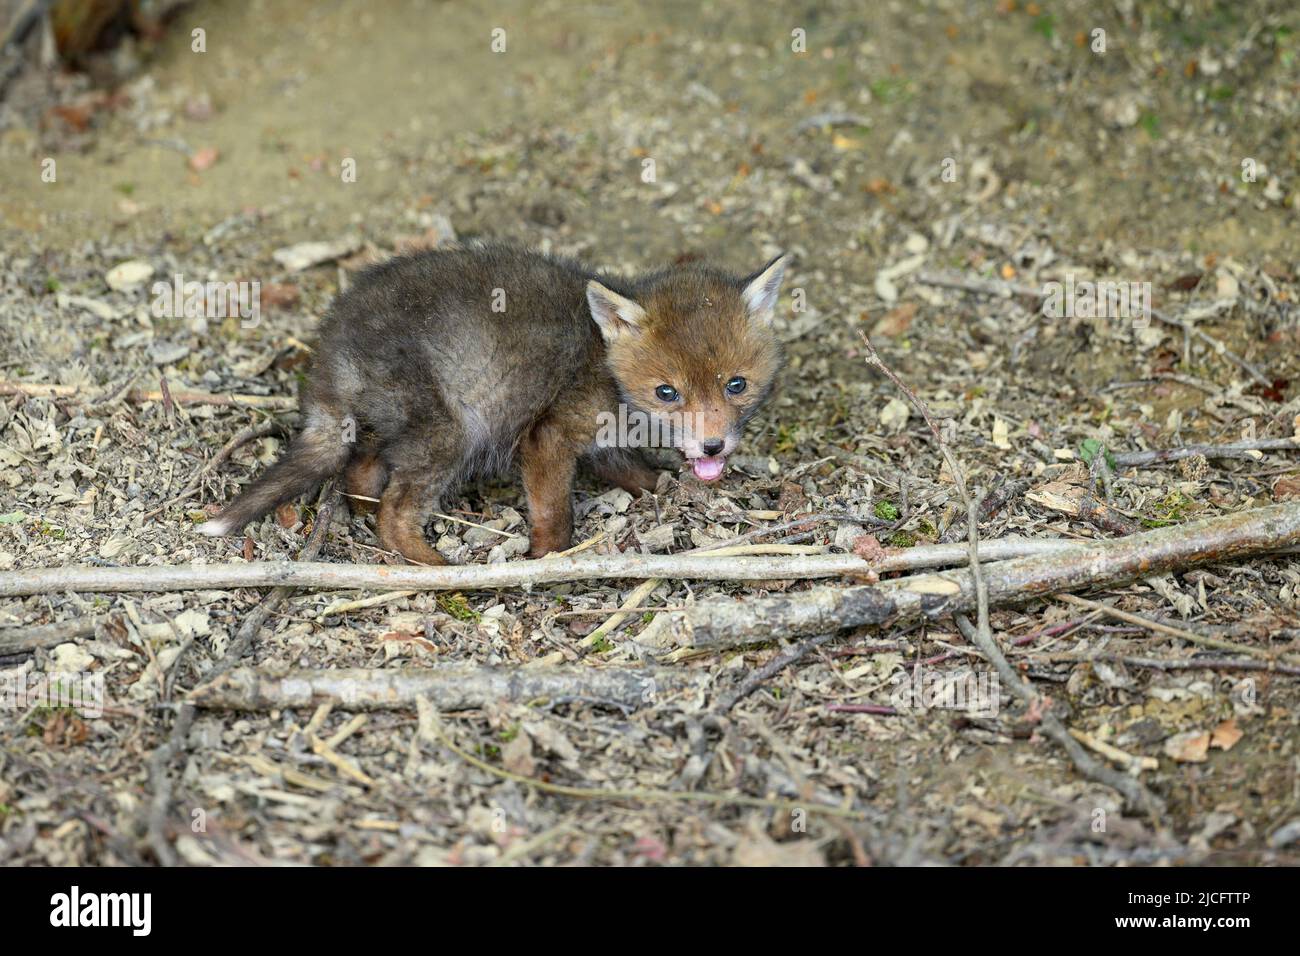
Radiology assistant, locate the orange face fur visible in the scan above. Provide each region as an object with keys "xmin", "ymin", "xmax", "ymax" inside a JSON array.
[{"xmin": 588, "ymin": 255, "xmax": 787, "ymax": 481}]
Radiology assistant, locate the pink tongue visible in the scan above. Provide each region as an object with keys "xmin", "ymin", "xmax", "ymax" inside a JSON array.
[{"xmin": 692, "ymin": 456, "xmax": 727, "ymax": 481}]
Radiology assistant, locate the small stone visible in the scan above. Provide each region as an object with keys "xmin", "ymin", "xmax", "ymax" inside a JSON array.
[{"xmin": 105, "ymin": 260, "xmax": 155, "ymax": 291}]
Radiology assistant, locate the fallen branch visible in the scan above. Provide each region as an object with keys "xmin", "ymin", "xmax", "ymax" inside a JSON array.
[
  {"xmin": 0, "ymin": 537, "xmax": 1079, "ymax": 597},
  {"xmin": 1068, "ymin": 728, "xmax": 1159, "ymax": 773},
  {"xmin": 638, "ymin": 503, "xmax": 1300, "ymax": 655},
  {"xmin": 1053, "ymin": 592, "xmax": 1276, "ymax": 660},
  {"xmin": 1030, "ymin": 652, "xmax": 1300, "ymax": 677},
  {"xmin": 0, "ymin": 615, "xmax": 100, "ymax": 655},
  {"xmin": 190, "ymin": 664, "xmax": 706, "ymax": 712},
  {"xmin": 0, "ymin": 381, "xmax": 296, "ymax": 410}
]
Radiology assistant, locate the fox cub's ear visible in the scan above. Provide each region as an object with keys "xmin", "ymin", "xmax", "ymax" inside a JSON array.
[
  {"xmin": 740, "ymin": 253, "xmax": 789, "ymax": 326},
  {"xmin": 587, "ymin": 280, "xmax": 648, "ymax": 343}
]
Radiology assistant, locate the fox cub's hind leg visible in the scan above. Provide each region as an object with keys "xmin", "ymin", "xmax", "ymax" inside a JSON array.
[
  {"xmin": 374, "ymin": 422, "xmax": 464, "ymax": 565},
  {"xmin": 344, "ymin": 453, "xmax": 387, "ymax": 516}
]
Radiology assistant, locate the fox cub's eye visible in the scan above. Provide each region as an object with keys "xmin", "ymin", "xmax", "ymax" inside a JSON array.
[
  {"xmin": 725, "ymin": 376, "xmax": 747, "ymax": 395},
  {"xmin": 655, "ymin": 384, "xmax": 680, "ymax": 402}
]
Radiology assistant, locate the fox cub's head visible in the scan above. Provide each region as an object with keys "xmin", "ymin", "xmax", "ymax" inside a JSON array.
[{"xmin": 587, "ymin": 254, "xmax": 788, "ymax": 481}]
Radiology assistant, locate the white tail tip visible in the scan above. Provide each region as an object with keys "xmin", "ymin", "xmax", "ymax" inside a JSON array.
[{"xmin": 197, "ymin": 517, "xmax": 233, "ymax": 537}]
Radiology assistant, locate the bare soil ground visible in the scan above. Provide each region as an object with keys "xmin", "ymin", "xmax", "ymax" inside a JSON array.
[{"xmin": 1, "ymin": 0, "xmax": 1298, "ymax": 865}]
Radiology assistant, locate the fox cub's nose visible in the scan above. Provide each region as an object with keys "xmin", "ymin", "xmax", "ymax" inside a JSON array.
[{"xmin": 702, "ymin": 438, "xmax": 724, "ymax": 456}]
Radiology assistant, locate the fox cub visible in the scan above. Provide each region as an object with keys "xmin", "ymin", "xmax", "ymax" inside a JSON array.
[{"xmin": 199, "ymin": 242, "xmax": 788, "ymax": 563}]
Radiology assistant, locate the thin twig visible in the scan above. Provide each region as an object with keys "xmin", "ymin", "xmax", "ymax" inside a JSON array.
[
  {"xmin": 1112, "ymin": 438, "xmax": 1299, "ymax": 467},
  {"xmin": 716, "ymin": 633, "xmax": 838, "ymax": 713},
  {"xmin": 144, "ymin": 419, "xmax": 283, "ymax": 519}
]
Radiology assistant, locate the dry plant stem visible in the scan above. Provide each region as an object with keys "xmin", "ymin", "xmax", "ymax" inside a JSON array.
[
  {"xmin": 0, "ymin": 615, "xmax": 99, "ymax": 654},
  {"xmin": 1034, "ymin": 652, "xmax": 1300, "ymax": 677},
  {"xmin": 955, "ymin": 614, "xmax": 1165, "ymax": 817},
  {"xmin": 219, "ymin": 481, "xmax": 339, "ymax": 668},
  {"xmin": 0, "ymin": 537, "xmax": 1079, "ymax": 597},
  {"xmin": 530, "ymin": 577, "xmax": 662, "ymax": 668},
  {"xmin": 939, "ymin": 478, "xmax": 1031, "ymax": 543},
  {"xmin": 858, "ymin": 332, "xmax": 993, "ymax": 641},
  {"xmin": 716, "ymin": 633, "xmax": 838, "ymax": 713},
  {"xmin": 638, "ymin": 502, "xmax": 1300, "ymax": 652},
  {"xmin": 190, "ymin": 663, "xmax": 705, "ymax": 712},
  {"xmin": 1067, "ymin": 728, "xmax": 1159, "ymax": 772}
]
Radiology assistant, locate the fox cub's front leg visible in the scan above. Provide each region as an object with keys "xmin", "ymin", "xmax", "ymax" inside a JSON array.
[{"xmin": 521, "ymin": 419, "xmax": 580, "ymax": 558}]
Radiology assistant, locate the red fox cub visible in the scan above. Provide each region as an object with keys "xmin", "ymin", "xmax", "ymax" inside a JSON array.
[{"xmin": 199, "ymin": 242, "xmax": 788, "ymax": 563}]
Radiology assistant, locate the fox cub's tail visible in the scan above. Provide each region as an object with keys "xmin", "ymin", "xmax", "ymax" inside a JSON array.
[{"xmin": 197, "ymin": 416, "xmax": 350, "ymax": 537}]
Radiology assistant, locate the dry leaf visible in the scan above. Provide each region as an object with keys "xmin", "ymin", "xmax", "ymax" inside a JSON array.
[
  {"xmin": 732, "ymin": 829, "xmax": 825, "ymax": 867},
  {"xmin": 501, "ymin": 732, "xmax": 535, "ymax": 776},
  {"xmin": 992, "ymin": 417, "xmax": 1011, "ymax": 450},
  {"xmin": 1210, "ymin": 717, "xmax": 1243, "ymax": 751},
  {"xmin": 1272, "ymin": 476, "xmax": 1300, "ymax": 501},
  {"xmin": 871, "ymin": 302, "xmax": 917, "ymax": 337},
  {"xmin": 852, "ymin": 533, "xmax": 887, "ymax": 562},
  {"xmin": 1164, "ymin": 730, "xmax": 1211, "ymax": 763}
]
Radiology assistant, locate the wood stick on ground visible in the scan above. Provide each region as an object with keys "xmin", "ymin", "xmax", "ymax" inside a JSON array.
[
  {"xmin": 1112, "ymin": 438, "xmax": 1299, "ymax": 467},
  {"xmin": 0, "ymin": 615, "xmax": 99, "ymax": 655},
  {"xmin": 856, "ymin": 330, "xmax": 1160, "ymax": 815},
  {"xmin": 0, "ymin": 537, "xmax": 1080, "ymax": 597},
  {"xmin": 858, "ymin": 331, "xmax": 995, "ymax": 648},
  {"xmin": 530, "ymin": 576, "xmax": 663, "ymax": 668},
  {"xmin": 1067, "ymin": 728, "xmax": 1159, "ymax": 773},
  {"xmin": 218, "ymin": 481, "xmax": 339, "ymax": 668},
  {"xmin": 955, "ymin": 614, "xmax": 1165, "ymax": 817},
  {"xmin": 939, "ymin": 477, "xmax": 1031, "ymax": 543},
  {"xmin": 190, "ymin": 664, "xmax": 707, "ymax": 712},
  {"xmin": 0, "ymin": 380, "xmax": 298, "ymax": 410},
  {"xmin": 1031, "ymin": 652, "xmax": 1300, "ymax": 677},
  {"xmin": 637, "ymin": 502, "xmax": 1300, "ymax": 654}
]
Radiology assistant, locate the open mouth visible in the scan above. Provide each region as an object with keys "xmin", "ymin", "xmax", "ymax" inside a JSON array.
[{"xmin": 688, "ymin": 455, "xmax": 727, "ymax": 482}]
